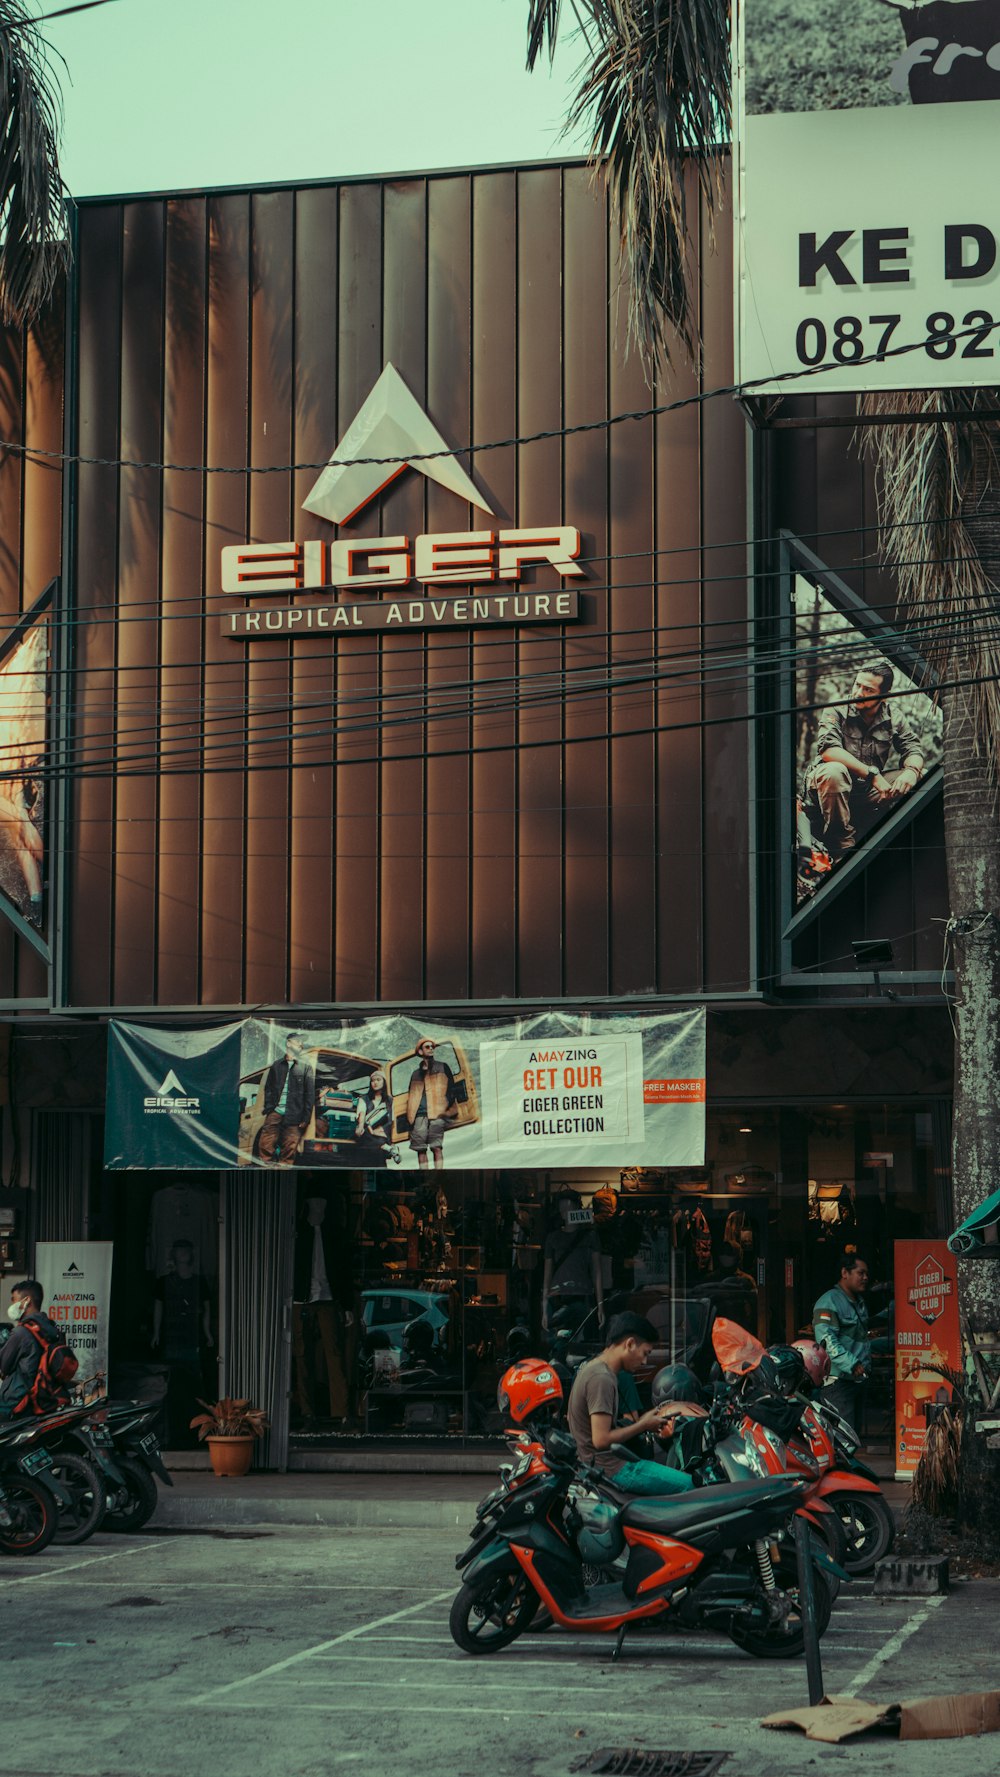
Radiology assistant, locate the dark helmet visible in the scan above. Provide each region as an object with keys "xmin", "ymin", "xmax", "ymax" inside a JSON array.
[
  {"xmin": 651, "ymin": 1363, "xmax": 705, "ymax": 1409},
  {"xmin": 505, "ymin": 1324, "xmax": 534, "ymax": 1363},
  {"xmin": 767, "ymin": 1344, "xmax": 807, "ymax": 1396}
]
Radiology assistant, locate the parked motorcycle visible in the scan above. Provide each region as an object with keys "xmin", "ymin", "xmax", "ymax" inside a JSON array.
[
  {"xmin": 25, "ymin": 1403, "xmax": 135, "ymax": 1545},
  {"xmin": 101, "ymin": 1400, "xmax": 173, "ymax": 1531},
  {"xmin": 0, "ymin": 1417, "xmax": 73, "ymax": 1556},
  {"xmin": 810, "ymin": 1394, "xmax": 895, "ymax": 1572},
  {"xmin": 451, "ymin": 1424, "xmax": 832, "ymax": 1660}
]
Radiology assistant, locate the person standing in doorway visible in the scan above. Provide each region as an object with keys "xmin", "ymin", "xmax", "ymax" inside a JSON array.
[
  {"xmin": 152, "ymin": 1239, "xmax": 214, "ymax": 1447},
  {"xmin": 812, "ymin": 1252, "xmax": 871, "ymax": 1433},
  {"xmin": 258, "ymin": 1033, "xmax": 315, "ymax": 1167}
]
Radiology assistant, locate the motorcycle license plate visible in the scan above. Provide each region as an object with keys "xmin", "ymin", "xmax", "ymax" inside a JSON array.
[
  {"xmin": 19, "ymin": 1449, "xmax": 53, "ymax": 1475},
  {"xmin": 90, "ymin": 1426, "xmax": 113, "ymax": 1447},
  {"xmin": 140, "ymin": 1432, "xmax": 161, "ymax": 1455}
]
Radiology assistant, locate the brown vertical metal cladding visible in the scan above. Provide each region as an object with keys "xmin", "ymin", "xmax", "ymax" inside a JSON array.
[
  {"xmin": 0, "ymin": 327, "xmax": 24, "ymax": 1000},
  {"xmin": 201, "ymin": 194, "xmax": 250, "ymax": 1005},
  {"xmin": 656, "ymin": 167, "xmax": 704, "ymax": 995},
  {"xmin": 333, "ymin": 182, "xmax": 382, "ymax": 1003},
  {"xmin": 699, "ymin": 179, "xmax": 750, "ymax": 995},
  {"xmin": 561, "ymin": 166, "xmax": 610, "ymax": 998},
  {"xmin": 158, "ymin": 197, "xmax": 208, "ymax": 1007},
  {"xmin": 245, "ymin": 189, "xmax": 295, "ymax": 1008},
  {"xmin": 114, "ymin": 201, "xmax": 165, "ymax": 1007},
  {"xmin": 70, "ymin": 204, "xmax": 123, "ymax": 1008},
  {"xmin": 425, "ymin": 176, "xmax": 473, "ymax": 1002},
  {"xmin": 469, "ymin": 171, "xmax": 517, "ymax": 999},
  {"xmin": 608, "ymin": 234, "xmax": 657, "ymax": 996},
  {"xmin": 516, "ymin": 168, "xmax": 564, "ymax": 999},
  {"xmin": 379, "ymin": 179, "xmax": 428, "ymax": 1004},
  {"xmin": 289, "ymin": 185, "xmax": 339, "ymax": 1006}
]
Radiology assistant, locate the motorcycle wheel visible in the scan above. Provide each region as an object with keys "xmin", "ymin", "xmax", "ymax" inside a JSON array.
[
  {"xmin": 835, "ymin": 1492, "xmax": 895, "ymax": 1574},
  {"xmin": 449, "ymin": 1566, "xmax": 539, "ymax": 1655},
  {"xmin": 0, "ymin": 1476, "xmax": 57, "ymax": 1556},
  {"xmin": 728, "ymin": 1545, "xmax": 833, "ymax": 1660},
  {"xmin": 51, "ymin": 1454, "xmax": 107, "ymax": 1546},
  {"xmin": 102, "ymin": 1457, "xmax": 159, "ymax": 1533}
]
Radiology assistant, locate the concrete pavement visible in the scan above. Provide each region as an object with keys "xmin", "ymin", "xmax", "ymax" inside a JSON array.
[{"xmin": 3, "ymin": 1524, "xmax": 998, "ymax": 1777}]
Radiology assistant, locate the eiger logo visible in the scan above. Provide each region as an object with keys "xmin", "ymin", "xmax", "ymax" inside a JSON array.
[
  {"xmin": 144, "ymin": 1066, "xmax": 200, "ymax": 1117},
  {"xmin": 63, "ymin": 1262, "xmax": 82, "ymax": 1276},
  {"xmin": 303, "ymin": 363, "xmax": 492, "ymax": 525}
]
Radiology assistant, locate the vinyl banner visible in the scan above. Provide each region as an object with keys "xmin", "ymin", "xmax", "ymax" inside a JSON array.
[
  {"xmin": 104, "ymin": 1021, "xmax": 245, "ymax": 1170},
  {"xmin": 35, "ymin": 1242, "xmax": 113, "ymax": 1400},
  {"xmin": 104, "ymin": 1009, "xmax": 706, "ymax": 1173},
  {"xmin": 736, "ymin": 1, "xmax": 1000, "ymax": 394},
  {"xmin": 893, "ymin": 1238, "xmax": 961, "ymax": 1481},
  {"xmin": 0, "ymin": 610, "xmax": 48, "ymax": 930}
]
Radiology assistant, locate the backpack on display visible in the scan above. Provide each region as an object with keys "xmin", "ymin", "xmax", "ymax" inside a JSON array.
[{"xmin": 13, "ymin": 1321, "xmax": 80, "ymax": 1415}]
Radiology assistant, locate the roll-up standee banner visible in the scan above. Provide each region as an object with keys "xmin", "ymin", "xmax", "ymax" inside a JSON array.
[
  {"xmin": 104, "ymin": 1009, "xmax": 706, "ymax": 1173},
  {"xmin": 35, "ymin": 1242, "xmax": 113, "ymax": 1401},
  {"xmin": 893, "ymin": 1238, "xmax": 961, "ymax": 1482}
]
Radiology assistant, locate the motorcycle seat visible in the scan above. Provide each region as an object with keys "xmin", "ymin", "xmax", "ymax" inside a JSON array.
[{"xmin": 620, "ymin": 1475, "xmax": 805, "ymax": 1533}]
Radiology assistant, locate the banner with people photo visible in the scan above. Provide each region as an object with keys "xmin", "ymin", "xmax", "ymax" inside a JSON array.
[
  {"xmin": 793, "ymin": 575, "xmax": 942, "ymax": 906},
  {"xmin": 0, "ymin": 598, "xmax": 49, "ymax": 932},
  {"xmin": 736, "ymin": 0, "xmax": 1000, "ymax": 394},
  {"xmin": 104, "ymin": 1009, "xmax": 706, "ymax": 1173}
]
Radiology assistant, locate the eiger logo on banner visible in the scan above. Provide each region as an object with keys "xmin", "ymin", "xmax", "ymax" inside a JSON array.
[
  {"xmin": 144, "ymin": 1067, "xmax": 201, "ymax": 1116},
  {"xmin": 220, "ymin": 365, "xmax": 584, "ymax": 639},
  {"xmin": 63, "ymin": 1261, "xmax": 82, "ymax": 1277}
]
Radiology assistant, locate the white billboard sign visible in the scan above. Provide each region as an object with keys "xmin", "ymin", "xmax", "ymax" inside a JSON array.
[{"xmin": 735, "ymin": 1, "xmax": 1000, "ymax": 395}]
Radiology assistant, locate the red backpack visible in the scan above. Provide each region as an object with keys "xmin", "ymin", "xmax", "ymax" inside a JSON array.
[{"xmin": 13, "ymin": 1319, "xmax": 80, "ymax": 1416}]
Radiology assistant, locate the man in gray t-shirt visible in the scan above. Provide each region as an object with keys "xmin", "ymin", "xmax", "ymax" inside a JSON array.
[{"xmin": 566, "ymin": 1312, "xmax": 693, "ymax": 1497}]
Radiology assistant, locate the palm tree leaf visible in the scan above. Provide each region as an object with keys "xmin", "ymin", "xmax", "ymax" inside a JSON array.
[
  {"xmin": 860, "ymin": 390, "xmax": 1000, "ymax": 783},
  {"xmin": 526, "ymin": 1, "xmax": 731, "ymax": 373},
  {"xmin": 0, "ymin": 2, "xmax": 69, "ymax": 326}
]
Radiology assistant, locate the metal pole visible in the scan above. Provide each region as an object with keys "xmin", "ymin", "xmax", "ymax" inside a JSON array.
[{"xmin": 793, "ymin": 1514, "xmax": 825, "ymax": 1708}]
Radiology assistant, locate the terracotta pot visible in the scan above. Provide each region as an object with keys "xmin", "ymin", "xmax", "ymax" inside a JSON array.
[{"xmin": 206, "ymin": 1435, "xmax": 254, "ymax": 1478}]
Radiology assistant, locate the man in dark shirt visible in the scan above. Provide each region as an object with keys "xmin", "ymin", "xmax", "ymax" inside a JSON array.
[
  {"xmin": 258, "ymin": 1033, "xmax": 316, "ymax": 1167},
  {"xmin": 808, "ymin": 658, "xmax": 924, "ymax": 861},
  {"xmin": 0, "ymin": 1278, "xmax": 66, "ymax": 1417}
]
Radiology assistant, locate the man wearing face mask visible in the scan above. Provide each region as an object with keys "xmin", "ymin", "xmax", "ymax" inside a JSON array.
[{"xmin": 0, "ymin": 1279, "xmax": 65, "ymax": 1418}]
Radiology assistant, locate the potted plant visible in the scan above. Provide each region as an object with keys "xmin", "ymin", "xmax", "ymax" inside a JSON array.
[{"xmin": 190, "ymin": 1397, "xmax": 269, "ymax": 1478}]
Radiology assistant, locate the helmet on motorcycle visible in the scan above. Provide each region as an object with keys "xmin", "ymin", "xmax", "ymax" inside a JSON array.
[
  {"xmin": 793, "ymin": 1338, "xmax": 831, "ymax": 1388},
  {"xmin": 650, "ymin": 1363, "xmax": 705, "ymax": 1409},
  {"xmin": 575, "ymin": 1495, "xmax": 625, "ymax": 1567},
  {"xmin": 767, "ymin": 1344, "xmax": 807, "ymax": 1396},
  {"xmin": 497, "ymin": 1359, "xmax": 563, "ymax": 1425}
]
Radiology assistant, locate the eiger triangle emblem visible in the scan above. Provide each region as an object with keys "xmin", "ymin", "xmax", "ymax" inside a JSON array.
[
  {"xmin": 303, "ymin": 364, "xmax": 493, "ymax": 526},
  {"xmin": 155, "ymin": 1069, "xmax": 186, "ymax": 1096}
]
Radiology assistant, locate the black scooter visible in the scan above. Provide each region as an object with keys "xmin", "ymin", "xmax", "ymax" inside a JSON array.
[
  {"xmin": 101, "ymin": 1400, "xmax": 173, "ymax": 1531},
  {"xmin": 451, "ymin": 1427, "xmax": 831, "ymax": 1660},
  {"xmin": 0, "ymin": 1417, "xmax": 74, "ymax": 1555}
]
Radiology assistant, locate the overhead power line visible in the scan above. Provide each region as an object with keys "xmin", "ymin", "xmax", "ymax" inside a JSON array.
[{"xmin": 4, "ymin": 315, "xmax": 1000, "ymax": 480}]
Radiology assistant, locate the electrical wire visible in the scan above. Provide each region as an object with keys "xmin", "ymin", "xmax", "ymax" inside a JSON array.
[
  {"xmin": 14, "ymin": 657, "xmax": 996, "ymax": 783},
  {"xmin": 6, "ymin": 313, "xmax": 1000, "ymax": 480}
]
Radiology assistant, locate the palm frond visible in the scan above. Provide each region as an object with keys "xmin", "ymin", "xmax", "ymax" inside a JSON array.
[
  {"xmin": 527, "ymin": 1, "xmax": 731, "ymax": 373},
  {"xmin": 0, "ymin": 2, "xmax": 69, "ymax": 326},
  {"xmin": 860, "ymin": 390, "xmax": 1000, "ymax": 784}
]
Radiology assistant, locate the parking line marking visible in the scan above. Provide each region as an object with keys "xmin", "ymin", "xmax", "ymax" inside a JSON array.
[
  {"xmin": 1, "ymin": 1544, "xmax": 156, "ymax": 1586},
  {"xmin": 189, "ymin": 1590, "xmax": 453, "ymax": 1704},
  {"xmin": 842, "ymin": 1594, "xmax": 947, "ymax": 1696}
]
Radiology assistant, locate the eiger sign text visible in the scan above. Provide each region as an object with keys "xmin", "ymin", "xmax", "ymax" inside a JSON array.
[{"xmin": 221, "ymin": 365, "xmax": 584, "ymax": 638}]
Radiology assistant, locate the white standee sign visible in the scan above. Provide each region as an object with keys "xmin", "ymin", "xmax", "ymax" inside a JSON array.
[
  {"xmin": 35, "ymin": 1242, "xmax": 113, "ymax": 1399},
  {"xmin": 735, "ymin": 1, "xmax": 1000, "ymax": 395}
]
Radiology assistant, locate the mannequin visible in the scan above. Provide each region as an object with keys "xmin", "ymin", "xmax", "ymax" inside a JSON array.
[
  {"xmin": 146, "ymin": 1181, "xmax": 217, "ymax": 1278},
  {"xmin": 541, "ymin": 1190, "xmax": 604, "ymax": 1335},
  {"xmin": 292, "ymin": 1193, "xmax": 350, "ymax": 1422}
]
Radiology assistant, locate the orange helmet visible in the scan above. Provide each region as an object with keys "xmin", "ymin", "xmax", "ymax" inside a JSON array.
[{"xmin": 497, "ymin": 1359, "xmax": 563, "ymax": 1424}]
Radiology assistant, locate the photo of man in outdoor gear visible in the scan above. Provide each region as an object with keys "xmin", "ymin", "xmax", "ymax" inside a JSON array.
[
  {"xmin": 258, "ymin": 1032, "xmax": 316, "ymax": 1167},
  {"xmin": 405, "ymin": 1037, "xmax": 458, "ymax": 1170},
  {"xmin": 805, "ymin": 657, "xmax": 924, "ymax": 864}
]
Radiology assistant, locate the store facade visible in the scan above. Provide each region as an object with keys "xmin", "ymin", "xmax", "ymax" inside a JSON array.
[{"xmin": 0, "ymin": 158, "xmax": 953, "ymax": 1466}]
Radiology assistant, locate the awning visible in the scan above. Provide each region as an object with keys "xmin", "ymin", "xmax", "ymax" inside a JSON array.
[{"xmin": 948, "ymin": 1188, "xmax": 1000, "ymax": 1257}]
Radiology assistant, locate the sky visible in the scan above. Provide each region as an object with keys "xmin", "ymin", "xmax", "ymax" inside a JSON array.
[{"xmin": 43, "ymin": 0, "xmax": 591, "ymax": 199}]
